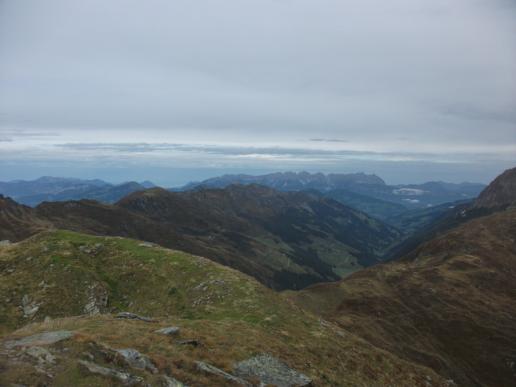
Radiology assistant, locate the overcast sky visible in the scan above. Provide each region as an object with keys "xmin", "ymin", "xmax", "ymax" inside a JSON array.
[{"xmin": 0, "ymin": 0, "xmax": 515, "ymax": 185}]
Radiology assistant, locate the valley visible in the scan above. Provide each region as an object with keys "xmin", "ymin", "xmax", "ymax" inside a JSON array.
[{"xmin": 0, "ymin": 167, "xmax": 514, "ymax": 386}]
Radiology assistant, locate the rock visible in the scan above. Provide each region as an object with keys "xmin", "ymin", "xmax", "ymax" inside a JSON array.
[
  {"xmin": 84, "ymin": 283, "xmax": 109, "ymax": 315},
  {"xmin": 161, "ymin": 374, "xmax": 187, "ymax": 387},
  {"xmin": 21, "ymin": 294, "xmax": 40, "ymax": 318},
  {"xmin": 176, "ymin": 339, "xmax": 199, "ymax": 347},
  {"xmin": 195, "ymin": 361, "xmax": 251, "ymax": 386},
  {"xmin": 233, "ymin": 353, "xmax": 312, "ymax": 387},
  {"xmin": 4, "ymin": 330, "xmax": 74, "ymax": 349},
  {"xmin": 116, "ymin": 348, "xmax": 158, "ymax": 374},
  {"xmin": 155, "ymin": 327, "xmax": 180, "ymax": 336},
  {"xmin": 138, "ymin": 242, "xmax": 154, "ymax": 248},
  {"xmin": 24, "ymin": 346, "xmax": 56, "ymax": 365},
  {"xmin": 0, "ymin": 240, "xmax": 11, "ymax": 246},
  {"xmin": 78, "ymin": 360, "xmax": 144, "ymax": 385},
  {"xmin": 115, "ymin": 312, "xmax": 156, "ymax": 322}
]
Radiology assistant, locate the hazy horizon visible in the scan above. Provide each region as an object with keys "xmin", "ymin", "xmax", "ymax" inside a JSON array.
[
  {"xmin": 1, "ymin": 0, "xmax": 515, "ymax": 185},
  {"xmin": 0, "ymin": 167, "xmax": 498, "ymax": 188}
]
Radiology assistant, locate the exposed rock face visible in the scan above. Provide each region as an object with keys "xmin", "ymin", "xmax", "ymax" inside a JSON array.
[
  {"xmin": 116, "ymin": 348, "xmax": 158, "ymax": 374},
  {"xmin": 21, "ymin": 294, "xmax": 40, "ymax": 318},
  {"xmin": 78, "ymin": 360, "xmax": 144, "ymax": 385},
  {"xmin": 155, "ymin": 327, "xmax": 180, "ymax": 336},
  {"xmin": 234, "ymin": 353, "xmax": 312, "ymax": 387},
  {"xmin": 115, "ymin": 312, "xmax": 156, "ymax": 322},
  {"xmin": 4, "ymin": 330, "xmax": 74, "ymax": 349},
  {"xmin": 195, "ymin": 361, "xmax": 251, "ymax": 386},
  {"xmin": 24, "ymin": 346, "xmax": 56, "ymax": 365},
  {"xmin": 161, "ymin": 375, "xmax": 187, "ymax": 387},
  {"xmin": 84, "ymin": 283, "xmax": 109, "ymax": 315}
]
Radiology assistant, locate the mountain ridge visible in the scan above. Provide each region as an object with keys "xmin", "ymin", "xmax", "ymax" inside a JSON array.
[{"xmin": 0, "ymin": 185, "xmax": 402, "ymax": 290}]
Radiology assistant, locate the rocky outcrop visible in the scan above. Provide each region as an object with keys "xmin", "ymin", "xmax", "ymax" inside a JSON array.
[
  {"xmin": 116, "ymin": 348, "xmax": 158, "ymax": 374},
  {"xmin": 21, "ymin": 294, "xmax": 40, "ymax": 318},
  {"xmin": 115, "ymin": 312, "xmax": 156, "ymax": 322},
  {"xmin": 161, "ymin": 375, "xmax": 187, "ymax": 387},
  {"xmin": 4, "ymin": 330, "xmax": 74, "ymax": 349},
  {"xmin": 234, "ymin": 353, "xmax": 312, "ymax": 387},
  {"xmin": 84, "ymin": 283, "xmax": 109, "ymax": 315},
  {"xmin": 79, "ymin": 360, "xmax": 144, "ymax": 385},
  {"xmin": 195, "ymin": 361, "xmax": 251, "ymax": 386},
  {"xmin": 155, "ymin": 326, "xmax": 180, "ymax": 336}
]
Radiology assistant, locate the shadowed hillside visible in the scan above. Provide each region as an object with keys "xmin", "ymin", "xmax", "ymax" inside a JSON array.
[
  {"xmin": 0, "ymin": 185, "xmax": 402, "ymax": 290},
  {"xmin": 288, "ymin": 167, "xmax": 516, "ymax": 386}
]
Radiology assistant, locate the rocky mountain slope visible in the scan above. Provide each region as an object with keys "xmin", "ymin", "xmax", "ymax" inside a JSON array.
[
  {"xmin": 287, "ymin": 167, "xmax": 516, "ymax": 386},
  {"xmin": 473, "ymin": 167, "xmax": 516, "ymax": 209},
  {"xmin": 0, "ymin": 230, "xmax": 447, "ymax": 386},
  {"xmin": 0, "ymin": 185, "xmax": 402, "ymax": 290}
]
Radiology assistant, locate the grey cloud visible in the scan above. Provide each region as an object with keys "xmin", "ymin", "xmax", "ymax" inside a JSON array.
[
  {"xmin": 0, "ymin": 0, "xmax": 515, "ymax": 183},
  {"xmin": 310, "ymin": 138, "xmax": 349, "ymax": 143},
  {"xmin": 55, "ymin": 142, "xmax": 512, "ymax": 164},
  {"xmin": 441, "ymin": 104, "xmax": 516, "ymax": 124}
]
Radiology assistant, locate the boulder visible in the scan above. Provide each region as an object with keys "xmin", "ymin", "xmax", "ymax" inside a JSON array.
[
  {"xmin": 234, "ymin": 353, "xmax": 312, "ymax": 387},
  {"xmin": 78, "ymin": 360, "xmax": 144, "ymax": 385},
  {"xmin": 116, "ymin": 348, "xmax": 158, "ymax": 374},
  {"xmin": 24, "ymin": 346, "xmax": 56, "ymax": 365},
  {"xmin": 161, "ymin": 374, "xmax": 187, "ymax": 387},
  {"xmin": 115, "ymin": 312, "xmax": 156, "ymax": 322},
  {"xmin": 155, "ymin": 326, "xmax": 180, "ymax": 336},
  {"xmin": 195, "ymin": 361, "xmax": 251, "ymax": 386},
  {"xmin": 4, "ymin": 330, "xmax": 74, "ymax": 349}
]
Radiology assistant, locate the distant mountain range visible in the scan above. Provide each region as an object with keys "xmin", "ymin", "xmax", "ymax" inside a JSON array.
[
  {"xmin": 0, "ymin": 174, "xmax": 486, "ymax": 230},
  {"xmin": 179, "ymin": 171, "xmax": 485, "ymax": 218},
  {"xmin": 0, "ymin": 167, "xmax": 515, "ymax": 386},
  {"xmin": 0, "ymin": 176, "xmax": 155, "ymax": 206},
  {"xmin": 0, "ymin": 184, "xmax": 401, "ymax": 290}
]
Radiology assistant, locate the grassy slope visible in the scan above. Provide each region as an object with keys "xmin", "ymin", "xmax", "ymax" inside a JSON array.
[
  {"xmin": 0, "ymin": 230, "xmax": 446, "ymax": 386},
  {"xmin": 288, "ymin": 208, "xmax": 516, "ymax": 387}
]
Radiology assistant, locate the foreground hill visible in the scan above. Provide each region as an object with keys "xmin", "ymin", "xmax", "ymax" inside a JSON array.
[
  {"xmin": 288, "ymin": 204, "xmax": 516, "ymax": 386},
  {"xmin": 1, "ymin": 185, "xmax": 401, "ymax": 289},
  {"xmin": 0, "ymin": 230, "xmax": 446, "ymax": 386}
]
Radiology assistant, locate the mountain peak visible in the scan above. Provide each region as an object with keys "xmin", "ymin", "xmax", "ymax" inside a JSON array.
[{"xmin": 474, "ymin": 167, "xmax": 516, "ymax": 209}]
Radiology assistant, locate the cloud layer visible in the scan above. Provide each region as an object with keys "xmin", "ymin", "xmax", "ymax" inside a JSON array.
[{"xmin": 0, "ymin": 0, "xmax": 515, "ymax": 184}]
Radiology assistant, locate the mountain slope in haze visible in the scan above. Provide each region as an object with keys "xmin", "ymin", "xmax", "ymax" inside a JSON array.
[
  {"xmin": 2, "ymin": 185, "xmax": 401, "ymax": 289},
  {"xmin": 0, "ymin": 230, "xmax": 447, "ymax": 386},
  {"xmin": 0, "ymin": 177, "xmax": 108, "ymax": 198},
  {"xmin": 385, "ymin": 167, "xmax": 516, "ymax": 260},
  {"xmin": 18, "ymin": 181, "xmax": 148, "ymax": 207},
  {"xmin": 288, "ymin": 167, "xmax": 516, "ymax": 386},
  {"xmin": 323, "ymin": 189, "xmax": 408, "ymax": 221},
  {"xmin": 179, "ymin": 172, "xmax": 485, "ymax": 219},
  {"xmin": 385, "ymin": 199, "xmax": 472, "ymax": 235},
  {"xmin": 180, "ymin": 171, "xmax": 386, "ymax": 192},
  {"xmin": 0, "ymin": 177, "xmax": 153, "ymax": 207}
]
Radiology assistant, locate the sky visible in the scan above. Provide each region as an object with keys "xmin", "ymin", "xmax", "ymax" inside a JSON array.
[{"xmin": 0, "ymin": 0, "xmax": 515, "ymax": 186}]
